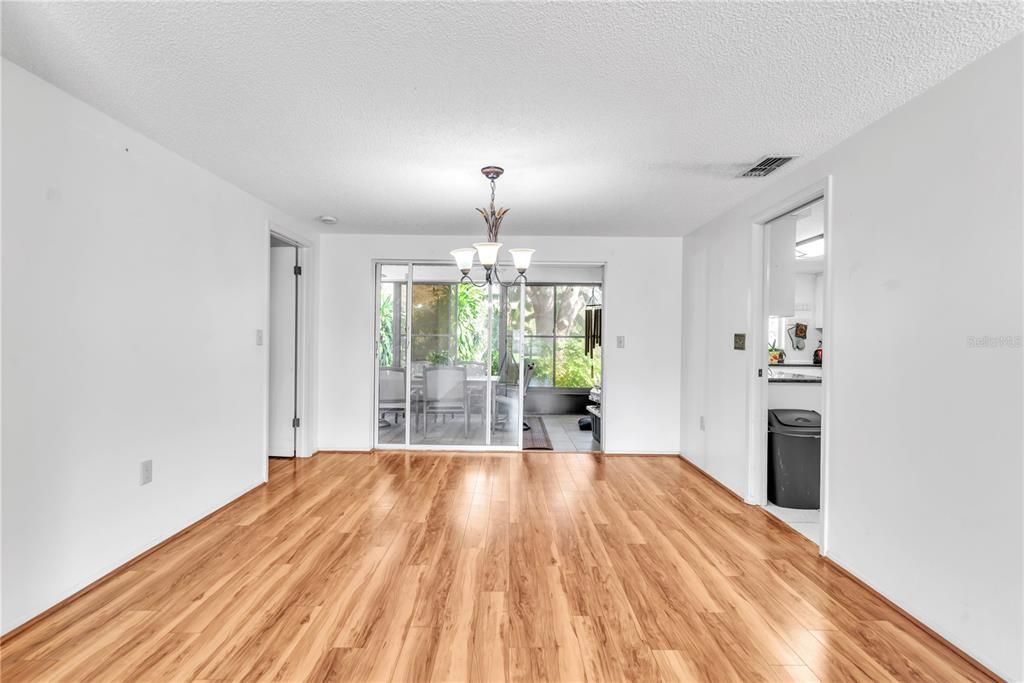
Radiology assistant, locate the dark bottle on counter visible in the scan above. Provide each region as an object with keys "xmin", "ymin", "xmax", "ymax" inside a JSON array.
[{"xmin": 813, "ymin": 341, "xmax": 823, "ymax": 366}]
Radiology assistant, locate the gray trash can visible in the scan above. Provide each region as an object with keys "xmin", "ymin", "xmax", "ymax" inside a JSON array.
[{"xmin": 767, "ymin": 409, "xmax": 821, "ymax": 509}]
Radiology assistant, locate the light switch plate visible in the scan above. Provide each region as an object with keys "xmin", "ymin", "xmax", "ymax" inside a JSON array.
[
  {"xmin": 733, "ymin": 333, "xmax": 746, "ymax": 350},
  {"xmin": 140, "ymin": 460, "xmax": 153, "ymax": 486},
  {"xmin": 616, "ymin": 336, "xmax": 625, "ymax": 349},
  {"xmin": 256, "ymin": 329, "xmax": 264, "ymax": 346}
]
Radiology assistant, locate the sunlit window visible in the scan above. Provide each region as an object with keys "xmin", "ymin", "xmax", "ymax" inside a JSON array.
[{"xmin": 522, "ymin": 284, "xmax": 602, "ymax": 388}]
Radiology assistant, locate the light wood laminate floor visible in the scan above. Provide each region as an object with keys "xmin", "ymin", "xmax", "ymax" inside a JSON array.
[{"xmin": 1, "ymin": 452, "xmax": 993, "ymax": 682}]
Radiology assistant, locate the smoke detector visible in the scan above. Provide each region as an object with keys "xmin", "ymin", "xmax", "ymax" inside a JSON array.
[
  {"xmin": 317, "ymin": 215, "xmax": 338, "ymax": 225},
  {"xmin": 739, "ymin": 155, "xmax": 797, "ymax": 178}
]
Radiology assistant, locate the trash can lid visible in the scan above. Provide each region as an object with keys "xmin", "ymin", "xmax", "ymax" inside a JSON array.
[{"xmin": 769, "ymin": 409, "xmax": 821, "ymax": 429}]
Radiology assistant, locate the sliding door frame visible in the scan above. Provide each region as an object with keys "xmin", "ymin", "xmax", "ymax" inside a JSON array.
[
  {"xmin": 372, "ymin": 259, "xmax": 606, "ymax": 453},
  {"xmin": 372, "ymin": 259, "xmax": 525, "ymax": 452}
]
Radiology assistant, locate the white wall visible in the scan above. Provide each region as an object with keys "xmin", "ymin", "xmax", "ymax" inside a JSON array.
[
  {"xmin": 317, "ymin": 234, "xmax": 682, "ymax": 454},
  {"xmin": 680, "ymin": 216, "xmax": 753, "ymax": 491},
  {"xmin": 1, "ymin": 61, "xmax": 315, "ymax": 632},
  {"xmin": 680, "ymin": 36, "xmax": 1023, "ymax": 680}
]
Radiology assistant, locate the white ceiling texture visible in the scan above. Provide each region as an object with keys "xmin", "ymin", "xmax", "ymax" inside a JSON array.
[{"xmin": 3, "ymin": 2, "xmax": 1021, "ymax": 236}]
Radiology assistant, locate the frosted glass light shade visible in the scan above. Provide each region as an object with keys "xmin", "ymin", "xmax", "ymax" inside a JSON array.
[
  {"xmin": 450, "ymin": 248, "xmax": 476, "ymax": 272},
  {"xmin": 473, "ymin": 242, "xmax": 502, "ymax": 267},
  {"xmin": 508, "ymin": 248, "xmax": 535, "ymax": 272}
]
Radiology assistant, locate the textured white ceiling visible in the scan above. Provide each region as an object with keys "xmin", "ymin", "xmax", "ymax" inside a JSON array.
[{"xmin": 3, "ymin": 2, "xmax": 1021, "ymax": 236}]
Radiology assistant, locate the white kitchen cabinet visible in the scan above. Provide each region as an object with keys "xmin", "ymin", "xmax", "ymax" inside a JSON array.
[
  {"xmin": 794, "ymin": 274, "xmax": 815, "ymax": 319},
  {"xmin": 813, "ymin": 273, "xmax": 825, "ymax": 329}
]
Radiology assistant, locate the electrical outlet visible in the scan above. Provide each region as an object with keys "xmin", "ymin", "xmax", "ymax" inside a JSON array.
[
  {"xmin": 699, "ymin": 416, "xmax": 705, "ymax": 431},
  {"xmin": 616, "ymin": 335, "xmax": 625, "ymax": 349},
  {"xmin": 140, "ymin": 460, "xmax": 153, "ymax": 486},
  {"xmin": 256, "ymin": 329, "xmax": 264, "ymax": 346}
]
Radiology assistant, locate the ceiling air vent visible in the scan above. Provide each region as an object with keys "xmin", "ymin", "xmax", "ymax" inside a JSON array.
[{"xmin": 739, "ymin": 155, "xmax": 796, "ymax": 178}]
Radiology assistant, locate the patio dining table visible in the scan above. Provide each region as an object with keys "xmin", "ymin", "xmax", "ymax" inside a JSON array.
[{"xmin": 409, "ymin": 374, "xmax": 505, "ymax": 432}]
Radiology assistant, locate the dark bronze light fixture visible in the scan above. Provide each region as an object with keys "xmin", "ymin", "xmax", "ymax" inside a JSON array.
[{"xmin": 450, "ymin": 166, "xmax": 534, "ymax": 287}]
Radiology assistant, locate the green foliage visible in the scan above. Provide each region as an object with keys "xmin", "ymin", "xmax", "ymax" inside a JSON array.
[
  {"xmin": 379, "ymin": 293, "xmax": 393, "ymax": 367},
  {"xmin": 525, "ymin": 338, "xmax": 600, "ymax": 388},
  {"xmin": 555, "ymin": 338, "xmax": 601, "ymax": 388},
  {"xmin": 456, "ymin": 285, "xmax": 486, "ymax": 361},
  {"xmin": 529, "ymin": 345, "xmax": 553, "ymax": 386},
  {"xmin": 426, "ymin": 350, "xmax": 451, "ymax": 365}
]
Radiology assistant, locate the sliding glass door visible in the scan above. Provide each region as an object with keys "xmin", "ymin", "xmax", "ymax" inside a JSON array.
[
  {"xmin": 492, "ymin": 282, "xmax": 522, "ymax": 447},
  {"xmin": 408, "ymin": 264, "xmax": 489, "ymax": 447},
  {"xmin": 376, "ymin": 264, "xmax": 408, "ymax": 446},
  {"xmin": 374, "ymin": 262, "xmax": 524, "ymax": 450}
]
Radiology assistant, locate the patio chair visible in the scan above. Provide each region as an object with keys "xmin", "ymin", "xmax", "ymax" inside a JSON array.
[
  {"xmin": 378, "ymin": 367, "xmax": 406, "ymax": 426},
  {"xmin": 459, "ymin": 361, "xmax": 488, "ymax": 427},
  {"xmin": 422, "ymin": 366, "xmax": 469, "ymax": 436}
]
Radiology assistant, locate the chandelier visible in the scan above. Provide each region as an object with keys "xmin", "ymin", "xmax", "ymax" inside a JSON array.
[{"xmin": 450, "ymin": 166, "xmax": 534, "ymax": 287}]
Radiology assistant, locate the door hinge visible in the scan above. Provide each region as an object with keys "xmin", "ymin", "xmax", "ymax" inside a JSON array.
[
  {"xmin": 292, "ymin": 417, "xmax": 301, "ymax": 428},
  {"xmin": 293, "ymin": 265, "xmax": 302, "ymax": 276}
]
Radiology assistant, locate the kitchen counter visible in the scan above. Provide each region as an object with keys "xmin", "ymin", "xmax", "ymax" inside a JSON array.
[
  {"xmin": 769, "ymin": 373, "xmax": 822, "ymax": 384},
  {"xmin": 768, "ymin": 365, "xmax": 822, "ymax": 383}
]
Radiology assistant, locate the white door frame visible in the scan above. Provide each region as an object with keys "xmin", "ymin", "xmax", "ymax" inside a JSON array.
[
  {"xmin": 264, "ymin": 224, "xmax": 316, "ymax": 478},
  {"xmin": 746, "ymin": 176, "xmax": 833, "ymax": 555}
]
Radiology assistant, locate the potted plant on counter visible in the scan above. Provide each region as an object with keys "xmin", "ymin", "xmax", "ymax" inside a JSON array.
[
  {"xmin": 768, "ymin": 339, "xmax": 786, "ymax": 365},
  {"xmin": 426, "ymin": 350, "xmax": 451, "ymax": 366}
]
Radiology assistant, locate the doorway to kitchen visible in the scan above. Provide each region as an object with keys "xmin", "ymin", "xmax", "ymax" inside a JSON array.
[
  {"xmin": 373, "ymin": 261, "xmax": 604, "ymax": 452},
  {"xmin": 750, "ymin": 184, "xmax": 831, "ymax": 551}
]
